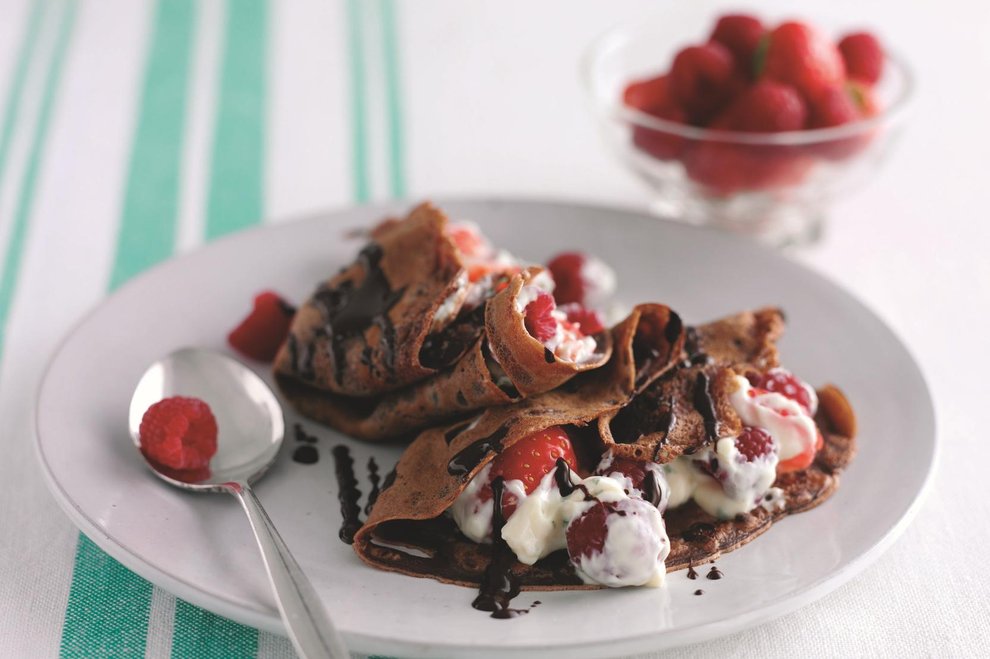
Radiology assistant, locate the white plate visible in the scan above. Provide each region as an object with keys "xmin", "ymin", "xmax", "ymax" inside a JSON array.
[{"xmin": 36, "ymin": 199, "xmax": 935, "ymax": 658}]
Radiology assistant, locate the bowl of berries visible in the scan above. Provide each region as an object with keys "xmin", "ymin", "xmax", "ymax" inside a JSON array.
[{"xmin": 582, "ymin": 13, "xmax": 913, "ymax": 245}]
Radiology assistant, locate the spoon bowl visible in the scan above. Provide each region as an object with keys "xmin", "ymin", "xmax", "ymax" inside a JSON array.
[
  {"xmin": 128, "ymin": 347, "xmax": 283, "ymax": 488},
  {"xmin": 128, "ymin": 347, "xmax": 347, "ymax": 658}
]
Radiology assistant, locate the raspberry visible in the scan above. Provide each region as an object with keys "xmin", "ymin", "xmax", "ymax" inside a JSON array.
[
  {"xmin": 566, "ymin": 501, "xmax": 610, "ymax": 560},
  {"xmin": 710, "ymin": 14, "xmax": 766, "ymax": 68},
  {"xmin": 735, "ymin": 426, "xmax": 775, "ymax": 462},
  {"xmin": 139, "ymin": 396, "xmax": 218, "ymax": 471},
  {"xmin": 523, "ymin": 292, "xmax": 558, "ymax": 342},
  {"xmin": 723, "ymin": 81, "xmax": 807, "ymax": 132},
  {"xmin": 669, "ymin": 42, "xmax": 736, "ymax": 119},
  {"xmin": 755, "ymin": 368, "xmax": 813, "ymax": 413},
  {"xmin": 838, "ymin": 32, "xmax": 884, "ymax": 85},
  {"xmin": 560, "ymin": 303, "xmax": 604, "ymax": 335},
  {"xmin": 595, "ymin": 455, "xmax": 666, "ymax": 508},
  {"xmin": 762, "ymin": 21, "xmax": 845, "ymax": 102},
  {"xmin": 546, "ymin": 252, "xmax": 587, "ymax": 305},
  {"xmin": 228, "ymin": 291, "xmax": 295, "ymax": 362}
]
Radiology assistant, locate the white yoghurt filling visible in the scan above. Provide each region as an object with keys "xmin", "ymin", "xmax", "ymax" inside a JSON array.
[
  {"xmin": 452, "ymin": 465, "xmax": 669, "ymax": 588},
  {"xmin": 662, "ymin": 374, "xmax": 818, "ymax": 519},
  {"xmin": 570, "ymin": 498, "xmax": 669, "ymax": 588},
  {"xmin": 728, "ymin": 375, "xmax": 817, "ymax": 462},
  {"xmin": 430, "ymin": 271, "xmax": 469, "ymax": 331}
]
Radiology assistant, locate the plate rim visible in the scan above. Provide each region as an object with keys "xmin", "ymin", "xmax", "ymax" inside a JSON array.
[{"xmin": 34, "ymin": 196, "xmax": 938, "ymax": 657}]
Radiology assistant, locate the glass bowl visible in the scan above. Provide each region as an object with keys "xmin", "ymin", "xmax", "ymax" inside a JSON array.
[{"xmin": 581, "ymin": 20, "xmax": 914, "ymax": 246}]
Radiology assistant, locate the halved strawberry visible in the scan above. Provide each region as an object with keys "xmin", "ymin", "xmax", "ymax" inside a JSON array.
[
  {"xmin": 776, "ymin": 429, "xmax": 823, "ymax": 473},
  {"xmin": 479, "ymin": 426, "xmax": 578, "ymax": 518}
]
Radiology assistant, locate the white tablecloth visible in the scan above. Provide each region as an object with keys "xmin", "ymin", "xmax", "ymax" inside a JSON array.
[{"xmin": 0, "ymin": 0, "xmax": 987, "ymax": 656}]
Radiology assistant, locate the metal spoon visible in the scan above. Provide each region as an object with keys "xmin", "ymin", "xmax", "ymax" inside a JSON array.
[{"xmin": 128, "ymin": 347, "xmax": 347, "ymax": 659}]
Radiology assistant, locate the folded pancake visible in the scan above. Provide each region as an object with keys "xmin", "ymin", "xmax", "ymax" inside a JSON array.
[
  {"xmin": 274, "ymin": 205, "xmax": 613, "ymax": 441},
  {"xmin": 352, "ymin": 304, "xmax": 684, "ymax": 585},
  {"xmin": 351, "ymin": 307, "xmax": 857, "ymax": 591}
]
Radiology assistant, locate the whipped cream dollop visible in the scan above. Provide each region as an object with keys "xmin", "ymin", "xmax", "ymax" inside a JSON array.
[
  {"xmin": 662, "ymin": 374, "xmax": 818, "ymax": 518},
  {"xmin": 728, "ymin": 374, "xmax": 818, "ymax": 462},
  {"xmin": 451, "ymin": 465, "xmax": 669, "ymax": 588}
]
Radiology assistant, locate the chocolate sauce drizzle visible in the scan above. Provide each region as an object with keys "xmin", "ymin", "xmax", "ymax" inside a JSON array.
[
  {"xmin": 692, "ymin": 372, "xmax": 719, "ymax": 441},
  {"xmin": 294, "ymin": 423, "xmax": 318, "ymax": 443},
  {"xmin": 687, "ymin": 565, "xmax": 699, "ymax": 580},
  {"xmin": 447, "ymin": 424, "xmax": 512, "ymax": 476},
  {"xmin": 420, "ymin": 304, "xmax": 486, "ymax": 370},
  {"xmin": 443, "ymin": 419, "xmax": 474, "ymax": 445},
  {"xmin": 706, "ymin": 565, "xmax": 723, "ymax": 580},
  {"xmin": 310, "ymin": 243, "xmax": 405, "ymax": 385},
  {"xmin": 641, "ymin": 470, "xmax": 664, "ymax": 508},
  {"xmin": 694, "ymin": 589, "xmax": 704, "ymax": 596},
  {"xmin": 472, "ymin": 477, "xmax": 526, "ymax": 618},
  {"xmin": 365, "ymin": 457, "xmax": 381, "ymax": 516},
  {"xmin": 332, "ymin": 445, "xmax": 362, "ymax": 544},
  {"xmin": 543, "ymin": 347, "xmax": 556, "ymax": 364}
]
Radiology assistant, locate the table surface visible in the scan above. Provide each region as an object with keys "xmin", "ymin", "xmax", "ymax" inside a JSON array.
[{"xmin": 1, "ymin": 0, "xmax": 986, "ymax": 657}]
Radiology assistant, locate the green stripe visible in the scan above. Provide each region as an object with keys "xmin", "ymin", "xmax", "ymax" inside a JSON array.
[
  {"xmin": 170, "ymin": 600, "xmax": 258, "ymax": 659},
  {"xmin": 61, "ymin": 537, "xmax": 152, "ymax": 658},
  {"xmin": 0, "ymin": 0, "xmax": 73, "ymax": 364},
  {"xmin": 108, "ymin": 0, "xmax": 196, "ymax": 290},
  {"xmin": 0, "ymin": 0, "xmax": 45, "ymax": 193},
  {"xmin": 62, "ymin": 1, "xmax": 195, "ymax": 656},
  {"xmin": 204, "ymin": 0, "xmax": 267, "ymax": 239},
  {"xmin": 346, "ymin": 0, "xmax": 370, "ymax": 202},
  {"xmin": 379, "ymin": 0, "xmax": 405, "ymax": 198}
]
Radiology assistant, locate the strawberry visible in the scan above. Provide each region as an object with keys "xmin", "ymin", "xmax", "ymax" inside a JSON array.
[
  {"xmin": 807, "ymin": 84, "xmax": 877, "ymax": 159},
  {"xmin": 447, "ymin": 223, "xmax": 488, "ymax": 259},
  {"xmin": 139, "ymin": 396, "xmax": 218, "ymax": 471},
  {"xmin": 838, "ymin": 32, "xmax": 884, "ymax": 85},
  {"xmin": 754, "ymin": 368, "xmax": 814, "ymax": 414},
  {"xmin": 669, "ymin": 42, "xmax": 736, "ymax": 119},
  {"xmin": 762, "ymin": 21, "xmax": 845, "ymax": 102},
  {"xmin": 722, "ymin": 81, "xmax": 807, "ymax": 132},
  {"xmin": 685, "ymin": 138, "xmax": 814, "ymax": 196},
  {"xmin": 735, "ymin": 426, "xmax": 775, "ymax": 462},
  {"xmin": 228, "ymin": 291, "xmax": 295, "ymax": 362},
  {"xmin": 480, "ymin": 426, "xmax": 578, "ymax": 518},
  {"xmin": 808, "ymin": 85, "xmax": 859, "ymax": 128},
  {"xmin": 632, "ymin": 104, "xmax": 689, "ymax": 161},
  {"xmin": 523, "ymin": 292, "xmax": 558, "ymax": 342},
  {"xmin": 560, "ymin": 303, "xmax": 604, "ymax": 335},
  {"xmin": 623, "ymin": 74, "xmax": 675, "ymax": 114},
  {"xmin": 710, "ymin": 14, "xmax": 766, "ymax": 70},
  {"xmin": 776, "ymin": 430, "xmax": 823, "ymax": 473}
]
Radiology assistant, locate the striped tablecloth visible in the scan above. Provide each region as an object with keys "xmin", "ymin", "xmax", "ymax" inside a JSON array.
[{"xmin": 1, "ymin": 0, "xmax": 987, "ymax": 657}]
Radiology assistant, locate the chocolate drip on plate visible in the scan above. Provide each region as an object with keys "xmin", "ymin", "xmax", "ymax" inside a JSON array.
[
  {"xmin": 292, "ymin": 445, "xmax": 319, "ymax": 464},
  {"xmin": 332, "ymin": 445, "xmax": 362, "ymax": 544}
]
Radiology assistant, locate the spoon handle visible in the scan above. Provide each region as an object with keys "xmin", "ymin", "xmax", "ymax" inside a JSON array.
[{"xmin": 228, "ymin": 483, "xmax": 349, "ymax": 659}]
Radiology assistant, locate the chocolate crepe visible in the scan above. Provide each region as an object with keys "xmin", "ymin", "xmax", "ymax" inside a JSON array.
[
  {"xmin": 274, "ymin": 204, "xmax": 612, "ymax": 441},
  {"xmin": 352, "ymin": 308, "xmax": 857, "ymax": 590}
]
